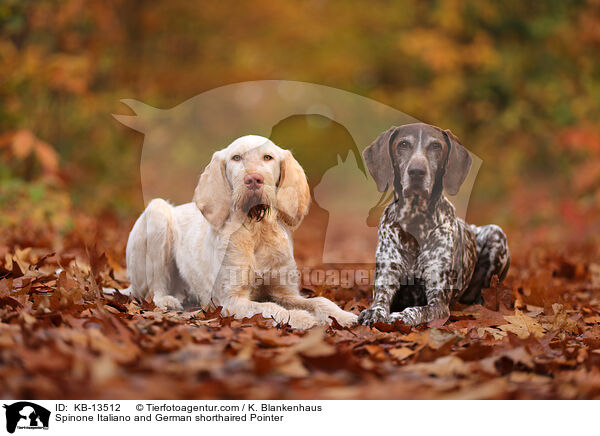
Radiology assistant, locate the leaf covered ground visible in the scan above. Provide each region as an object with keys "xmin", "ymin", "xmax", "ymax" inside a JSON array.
[{"xmin": 1, "ymin": 218, "xmax": 600, "ymax": 400}]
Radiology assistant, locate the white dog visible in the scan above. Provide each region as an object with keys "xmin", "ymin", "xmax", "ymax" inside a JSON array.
[{"xmin": 125, "ymin": 135, "xmax": 357, "ymax": 329}]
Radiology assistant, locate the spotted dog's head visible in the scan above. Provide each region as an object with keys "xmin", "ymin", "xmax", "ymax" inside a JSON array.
[{"xmin": 363, "ymin": 123, "xmax": 472, "ymax": 205}]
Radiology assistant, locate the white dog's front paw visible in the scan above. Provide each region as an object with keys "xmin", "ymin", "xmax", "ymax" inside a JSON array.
[
  {"xmin": 330, "ymin": 310, "xmax": 358, "ymax": 327},
  {"xmin": 284, "ymin": 310, "xmax": 318, "ymax": 330},
  {"xmin": 153, "ymin": 295, "xmax": 184, "ymax": 311}
]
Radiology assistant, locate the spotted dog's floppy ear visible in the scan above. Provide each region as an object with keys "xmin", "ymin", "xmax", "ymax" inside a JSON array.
[
  {"xmin": 441, "ymin": 129, "xmax": 472, "ymax": 196},
  {"xmin": 194, "ymin": 150, "xmax": 232, "ymax": 229},
  {"xmin": 276, "ymin": 150, "xmax": 310, "ymax": 229},
  {"xmin": 362, "ymin": 127, "xmax": 399, "ymax": 193}
]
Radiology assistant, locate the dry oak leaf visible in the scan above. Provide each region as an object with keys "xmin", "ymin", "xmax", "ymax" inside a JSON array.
[
  {"xmin": 428, "ymin": 328, "xmax": 460, "ymax": 349},
  {"xmin": 478, "ymin": 346, "xmax": 534, "ymax": 375},
  {"xmin": 404, "ymin": 355, "xmax": 471, "ymax": 378},
  {"xmin": 477, "ymin": 327, "xmax": 507, "ymax": 341},
  {"xmin": 541, "ymin": 303, "xmax": 579, "ymax": 334},
  {"xmin": 388, "ymin": 346, "xmax": 415, "ymax": 361},
  {"xmin": 583, "ymin": 316, "xmax": 600, "ymax": 325},
  {"xmin": 499, "ymin": 309, "xmax": 546, "ymax": 339},
  {"xmin": 364, "ymin": 344, "xmax": 387, "ymax": 360},
  {"xmin": 269, "ymin": 327, "xmax": 335, "ymax": 377}
]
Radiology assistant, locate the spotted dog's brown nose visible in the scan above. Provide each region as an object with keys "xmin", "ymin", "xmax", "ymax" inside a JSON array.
[
  {"xmin": 244, "ymin": 173, "xmax": 264, "ymax": 190},
  {"xmin": 408, "ymin": 166, "xmax": 426, "ymax": 178},
  {"xmin": 407, "ymin": 162, "xmax": 427, "ymax": 181}
]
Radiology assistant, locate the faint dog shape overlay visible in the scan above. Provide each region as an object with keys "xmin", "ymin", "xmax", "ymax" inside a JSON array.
[
  {"xmin": 358, "ymin": 123, "xmax": 510, "ymax": 327},
  {"xmin": 125, "ymin": 135, "xmax": 358, "ymax": 329},
  {"xmin": 113, "ymin": 80, "xmax": 481, "ymax": 268},
  {"xmin": 270, "ymin": 114, "xmax": 374, "ymax": 264},
  {"xmin": 313, "ymin": 152, "xmax": 376, "ymax": 263}
]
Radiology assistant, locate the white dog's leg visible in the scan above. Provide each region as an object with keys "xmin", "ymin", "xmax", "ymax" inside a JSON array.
[
  {"xmin": 126, "ymin": 199, "xmax": 183, "ymax": 310},
  {"xmin": 222, "ymin": 296, "xmax": 317, "ymax": 330},
  {"xmin": 271, "ymin": 289, "xmax": 358, "ymax": 327}
]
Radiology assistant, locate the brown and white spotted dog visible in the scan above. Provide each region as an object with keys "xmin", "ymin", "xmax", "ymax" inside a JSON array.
[{"xmin": 358, "ymin": 123, "xmax": 510, "ymax": 326}]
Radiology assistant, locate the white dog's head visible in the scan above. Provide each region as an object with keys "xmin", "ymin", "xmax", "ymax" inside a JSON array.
[{"xmin": 194, "ymin": 135, "xmax": 310, "ymax": 229}]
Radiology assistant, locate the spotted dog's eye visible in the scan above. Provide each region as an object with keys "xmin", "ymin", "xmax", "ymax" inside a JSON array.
[
  {"xmin": 232, "ymin": 155, "xmax": 242, "ymax": 161},
  {"xmin": 430, "ymin": 141, "xmax": 442, "ymax": 150},
  {"xmin": 398, "ymin": 140, "xmax": 410, "ymax": 149},
  {"xmin": 263, "ymin": 154, "xmax": 273, "ymax": 161}
]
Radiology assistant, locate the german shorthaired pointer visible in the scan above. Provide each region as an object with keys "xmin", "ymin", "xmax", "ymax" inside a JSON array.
[{"xmin": 358, "ymin": 123, "xmax": 510, "ymax": 326}]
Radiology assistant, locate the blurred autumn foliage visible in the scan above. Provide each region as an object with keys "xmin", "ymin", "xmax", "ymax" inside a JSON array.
[
  {"xmin": 1, "ymin": 0, "xmax": 600, "ymax": 236},
  {"xmin": 2, "ymin": 0, "xmax": 600, "ymax": 399}
]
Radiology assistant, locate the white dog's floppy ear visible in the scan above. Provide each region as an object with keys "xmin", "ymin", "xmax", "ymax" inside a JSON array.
[
  {"xmin": 441, "ymin": 129, "xmax": 472, "ymax": 196},
  {"xmin": 276, "ymin": 150, "xmax": 310, "ymax": 229},
  {"xmin": 194, "ymin": 151, "xmax": 231, "ymax": 228}
]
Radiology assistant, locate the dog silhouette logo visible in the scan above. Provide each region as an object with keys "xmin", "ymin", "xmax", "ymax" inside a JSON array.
[{"xmin": 2, "ymin": 402, "xmax": 50, "ymax": 433}]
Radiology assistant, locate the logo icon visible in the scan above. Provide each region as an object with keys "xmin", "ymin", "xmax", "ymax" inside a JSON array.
[{"xmin": 2, "ymin": 402, "xmax": 50, "ymax": 434}]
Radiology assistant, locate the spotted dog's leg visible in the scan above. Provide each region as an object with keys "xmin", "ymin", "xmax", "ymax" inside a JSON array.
[
  {"xmin": 460, "ymin": 224, "xmax": 510, "ymax": 304},
  {"xmin": 388, "ymin": 254, "xmax": 454, "ymax": 326},
  {"xmin": 388, "ymin": 291, "xmax": 452, "ymax": 326},
  {"xmin": 387, "ymin": 225, "xmax": 458, "ymax": 326},
  {"xmin": 359, "ymin": 211, "xmax": 410, "ymax": 326},
  {"xmin": 359, "ymin": 260, "xmax": 405, "ymax": 325}
]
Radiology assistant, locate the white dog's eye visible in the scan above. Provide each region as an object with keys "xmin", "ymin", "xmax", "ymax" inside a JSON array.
[
  {"xmin": 232, "ymin": 155, "xmax": 242, "ymax": 161},
  {"xmin": 263, "ymin": 154, "xmax": 273, "ymax": 161}
]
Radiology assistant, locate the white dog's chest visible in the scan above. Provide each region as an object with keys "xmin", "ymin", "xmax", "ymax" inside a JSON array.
[{"xmin": 253, "ymin": 226, "xmax": 293, "ymax": 270}]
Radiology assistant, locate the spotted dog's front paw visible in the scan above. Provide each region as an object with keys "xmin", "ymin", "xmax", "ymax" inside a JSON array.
[
  {"xmin": 358, "ymin": 307, "xmax": 388, "ymax": 326},
  {"xmin": 387, "ymin": 311, "xmax": 411, "ymax": 325}
]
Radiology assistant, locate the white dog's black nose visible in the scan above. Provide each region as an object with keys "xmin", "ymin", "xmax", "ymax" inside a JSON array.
[{"xmin": 244, "ymin": 173, "xmax": 264, "ymax": 190}]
